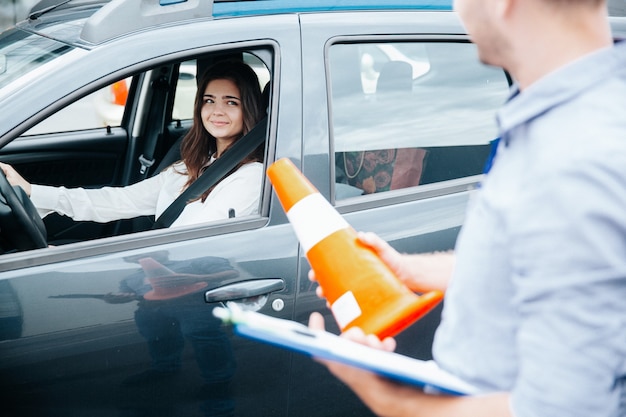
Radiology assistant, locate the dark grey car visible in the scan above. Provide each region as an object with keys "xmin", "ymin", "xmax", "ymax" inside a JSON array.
[{"xmin": 0, "ymin": 1, "xmax": 623, "ymax": 416}]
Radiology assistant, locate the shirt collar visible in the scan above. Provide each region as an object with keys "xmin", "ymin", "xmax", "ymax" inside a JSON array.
[{"xmin": 496, "ymin": 40, "xmax": 626, "ymax": 144}]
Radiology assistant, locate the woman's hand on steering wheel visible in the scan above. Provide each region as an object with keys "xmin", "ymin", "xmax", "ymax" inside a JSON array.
[
  {"xmin": 0, "ymin": 162, "xmax": 47, "ymax": 251},
  {"xmin": 0, "ymin": 162, "xmax": 32, "ymax": 196}
]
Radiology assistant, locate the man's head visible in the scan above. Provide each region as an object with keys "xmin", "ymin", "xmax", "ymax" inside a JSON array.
[
  {"xmin": 454, "ymin": 0, "xmax": 611, "ymax": 87},
  {"xmin": 453, "ymin": 0, "xmax": 510, "ymax": 68}
]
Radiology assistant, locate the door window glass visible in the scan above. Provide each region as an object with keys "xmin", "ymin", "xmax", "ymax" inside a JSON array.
[{"xmin": 330, "ymin": 42, "xmax": 509, "ymax": 199}]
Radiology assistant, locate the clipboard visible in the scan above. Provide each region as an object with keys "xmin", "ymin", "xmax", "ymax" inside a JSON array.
[{"xmin": 213, "ymin": 304, "xmax": 478, "ymax": 396}]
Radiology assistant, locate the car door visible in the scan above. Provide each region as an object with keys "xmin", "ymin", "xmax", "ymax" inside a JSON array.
[
  {"xmin": 290, "ymin": 11, "xmax": 511, "ymax": 416},
  {"xmin": 0, "ymin": 14, "xmax": 305, "ymax": 417}
]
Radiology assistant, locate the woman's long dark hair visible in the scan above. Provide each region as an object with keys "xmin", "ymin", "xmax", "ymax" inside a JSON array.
[{"xmin": 179, "ymin": 59, "xmax": 265, "ymax": 202}]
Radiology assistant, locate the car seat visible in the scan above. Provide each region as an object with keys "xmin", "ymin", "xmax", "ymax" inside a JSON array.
[
  {"xmin": 351, "ymin": 60, "xmax": 425, "ymax": 193},
  {"xmin": 376, "ymin": 60, "xmax": 412, "ymax": 93}
]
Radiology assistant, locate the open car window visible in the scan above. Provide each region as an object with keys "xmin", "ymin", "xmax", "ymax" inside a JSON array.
[
  {"xmin": 0, "ymin": 47, "xmax": 273, "ymax": 255},
  {"xmin": 22, "ymin": 52, "xmax": 270, "ymax": 135}
]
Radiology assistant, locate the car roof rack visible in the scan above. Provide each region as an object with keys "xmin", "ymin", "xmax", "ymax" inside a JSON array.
[
  {"xmin": 212, "ymin": 0, "xmax": 452, "ymax": 18},
  {"xmin": 80, "ymin": 0, "xmax": 214, "ymax": 44},
  {"xmin": 31, "ymin": 0, "xmax": 453, "ymax": 45}
]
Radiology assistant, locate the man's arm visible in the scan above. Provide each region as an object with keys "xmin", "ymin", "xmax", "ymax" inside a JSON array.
[
  {"xmin": 356, "ymin": 231, "xmax": 454, "ymax": 293},
  {"xmin": 308, "ymin": 312, "xmax": 512, "ymax": 417}
]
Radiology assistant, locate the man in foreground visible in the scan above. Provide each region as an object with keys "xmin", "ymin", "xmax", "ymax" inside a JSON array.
[{"xmin": 309, "ymin": 0, "xmax": 626, "ymax": 415}]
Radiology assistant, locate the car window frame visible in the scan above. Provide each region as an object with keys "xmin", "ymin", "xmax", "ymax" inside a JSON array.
[
  {"xmin": 324, "ymin": 34, "xmax": 511, "ymax": 210},
  {"xmin": 0, "ymin": 40, "xmax": 279, "ymax": 272}
]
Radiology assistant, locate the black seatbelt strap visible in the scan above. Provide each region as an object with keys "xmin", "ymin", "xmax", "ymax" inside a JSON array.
[
  {"xmin": 138, "ymin": 74, "xmax": 170, "ymax": 178},
  {"xmin": 152, "ymin": 116, "xmax": 268, "ymax": 229}
]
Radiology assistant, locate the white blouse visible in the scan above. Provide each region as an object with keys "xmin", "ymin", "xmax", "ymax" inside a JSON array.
[{"xmin": 30, "ymin": 161, "xmax": 263, "ymax": 228}]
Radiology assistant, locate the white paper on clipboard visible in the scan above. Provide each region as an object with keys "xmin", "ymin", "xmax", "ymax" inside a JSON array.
[{"xmin": 213, "ymin": 304, "xmax": 478, "ymax": 396}]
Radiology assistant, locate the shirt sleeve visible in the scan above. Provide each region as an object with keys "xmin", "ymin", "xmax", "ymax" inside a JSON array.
[
  {"xmin": 508, "ymin": 155, "xmax": 626, "ymax": 416},
  {"xmin": 170, "ymin": 162, "xmax": 263, "ymax": 228},
  {"xmin": 30, "ymin": 173, "xmax": 166, "ymax": 223}
]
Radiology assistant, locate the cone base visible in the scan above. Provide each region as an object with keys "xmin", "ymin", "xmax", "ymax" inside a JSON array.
[{"xmin": 344, "ymin": 290, "xmax": 443, "ymax": 339}]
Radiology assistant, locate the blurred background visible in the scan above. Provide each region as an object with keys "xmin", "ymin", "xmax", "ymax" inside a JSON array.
[
  {"xmin": 609, "ymin": 0, "xmax": 626, "ymax": 16},
  {"xmin": 1, "ymin": 0, "xmax": 37, "ymax": 31}
]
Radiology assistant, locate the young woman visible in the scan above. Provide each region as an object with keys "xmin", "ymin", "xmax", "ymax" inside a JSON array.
[{"xmin": 0, "ymin": 59, "xmax": 266, "ymax": 228}]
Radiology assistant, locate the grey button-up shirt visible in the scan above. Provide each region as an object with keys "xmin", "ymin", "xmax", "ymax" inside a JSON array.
[{"xmin": 433, "ymin": 41, "xmax": 626, "ymax": 416}]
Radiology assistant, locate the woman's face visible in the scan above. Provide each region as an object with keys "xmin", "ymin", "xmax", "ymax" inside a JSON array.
[{"xmin": 200, "ymin": 78, "xmax": 244, "ymax": 150}]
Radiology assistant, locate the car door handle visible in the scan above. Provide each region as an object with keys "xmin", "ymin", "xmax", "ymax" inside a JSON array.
[{"xmin": 204, "ymin": 278, "xmax": 285, "ymax": 303}]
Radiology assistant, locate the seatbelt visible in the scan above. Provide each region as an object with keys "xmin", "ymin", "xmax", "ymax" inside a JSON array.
[
  {"xmin": 152, "ymin": 116, "xmax": 268, "ymax": 229},
  {"xmin": 138, "ymin": 74, "xmax": 170, "ymax": 178}
]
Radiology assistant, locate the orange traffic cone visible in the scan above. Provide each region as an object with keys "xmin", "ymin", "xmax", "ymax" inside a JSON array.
[{"xmin": 267, "ymin": 158, "xmax": 443, "ymax": 339}]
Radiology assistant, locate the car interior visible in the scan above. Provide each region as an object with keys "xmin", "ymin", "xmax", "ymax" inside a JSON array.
[
  {"xmin": 0, "ymin": 39, "xmax": 510, "ymax": 255},
  {"xmin": 0, "ymin": 47, "xmax": 273, "ymax": 254}
]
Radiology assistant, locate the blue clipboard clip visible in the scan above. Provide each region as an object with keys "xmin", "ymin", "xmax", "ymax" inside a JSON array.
[{"xmin": 213, "ymin": 303, "xmax": 479, "ymax": 396}]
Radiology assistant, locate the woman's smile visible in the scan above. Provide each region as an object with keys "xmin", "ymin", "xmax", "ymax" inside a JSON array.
[{"xmin": 201, "ymin": 78, "xmax": 244, "ymax": 154}]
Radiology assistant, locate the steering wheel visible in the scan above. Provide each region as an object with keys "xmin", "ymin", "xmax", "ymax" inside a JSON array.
[{"xmin": 0, "ymin": 169, "xmax": 47, "ymax": 252}]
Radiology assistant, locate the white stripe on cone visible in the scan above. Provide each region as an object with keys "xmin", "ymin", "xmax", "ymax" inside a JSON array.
[{"xmin": 286, "ymin": 193, "xmax": 349, "ymax": 253}]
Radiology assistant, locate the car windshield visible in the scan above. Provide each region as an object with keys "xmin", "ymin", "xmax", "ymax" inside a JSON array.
[{"xmin": 0, "ymin": 29, "xmax": 73, "ymax": 89}]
